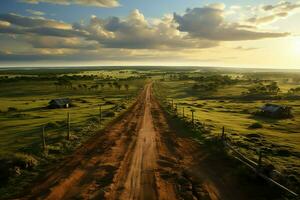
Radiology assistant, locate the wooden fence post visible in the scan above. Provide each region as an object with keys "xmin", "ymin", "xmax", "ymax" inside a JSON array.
[
  {"xmin": 42, "ymin": 126, "xmax": 46, "ymax": 151},
  {"xmin": 182, "ymin": 107, "xmax": 185, "ymax": 118},
  {"xmin": 171, "ymin": 99, "xmax": 174, "ymax": 109},
  {"xmin": 221, "ymin": 126, "xmax": 225, "ymax": 141},
  {"xmin": 258, "ymin": 149, "xmax": 263, "ymax": 170},
  {"xmin": 191, "ymin": 109, "xmax": 195, "ymax": 126},
  {"xmin": 67, "ymin": 112, "xmax": 70, "ymax": 140},
  {"xmin": 99, "ymin": 104, "xmax": 102, "ymax": 127}
]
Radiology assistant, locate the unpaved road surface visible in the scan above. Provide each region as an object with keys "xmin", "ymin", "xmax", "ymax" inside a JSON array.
[{"xmin": 21, "ymin": 84, "xmax": 268, "ymax": 200}]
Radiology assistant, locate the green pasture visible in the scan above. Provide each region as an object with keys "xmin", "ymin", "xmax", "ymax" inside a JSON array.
[
  {"xmin": 154, "ymin": 78, "xmax": 300, "ymax": 183},
  {"xmin": 0, "ymin": 73, "xmax": 145, "ymax": 155}
]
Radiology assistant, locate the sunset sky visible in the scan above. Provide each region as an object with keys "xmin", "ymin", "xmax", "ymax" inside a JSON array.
[{"xmin": 0, "ymin": 0, "xmax": 299, "ymax": 68}]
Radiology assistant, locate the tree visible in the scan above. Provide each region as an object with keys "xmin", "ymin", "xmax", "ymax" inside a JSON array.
[
  {"xmin": 288, "ymin": 87, "xmax": 300, "ymax": 95},
  {"xmin": 117, "ymin": 84, "xmax": 121, "ymax": 91},
  {"xmin": 247, "ymin": 82, "xmax": 280, "ymax": 95},
  {"xmin": 100, "ymin": 83, "xmax": 105, "ymax": 89},
  {"xmin": 124, "ymin": 84, "xmax": 129, "ymax": 91}
]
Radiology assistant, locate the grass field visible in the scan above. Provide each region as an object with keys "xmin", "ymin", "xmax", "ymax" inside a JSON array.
[
  {"xmin": 0, "ymin": 75, "xmax": 145, "ymax": 152},
  {"xmin": 0, "ymin": 68, "xmax": 147, "ymax": 198},
  {"xmin": 153, "ymin": 72, "xmax": 300, "ymax": 193},
  {"xmin": 1, "ymin": 67, "xmax": 300, "ymax": 198}
]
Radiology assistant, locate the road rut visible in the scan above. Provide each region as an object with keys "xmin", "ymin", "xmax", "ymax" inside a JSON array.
[{"xmin": 21, "ymin": 83, "xmax": 266, "ymax": 200}]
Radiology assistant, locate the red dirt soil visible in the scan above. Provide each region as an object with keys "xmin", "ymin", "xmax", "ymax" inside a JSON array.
[{"xmin": 19, "ymin": 84, "xmax": 269, "ymax": 200}]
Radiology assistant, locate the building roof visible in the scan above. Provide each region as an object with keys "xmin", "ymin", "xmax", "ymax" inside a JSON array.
[
  {"xmin": 261, "ymin": 104, "xmax": 286, "ymax": 113},
  {"xmin": 49, "ymin": 98, "xmax": 70, "ymax": 106}
]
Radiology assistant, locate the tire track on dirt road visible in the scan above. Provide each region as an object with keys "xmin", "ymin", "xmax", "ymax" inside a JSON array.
[
  {"xmin": 116, "ymin": 84, "xmax": 158, "ymax": 200},
  {"xmin": 20, "ymin": 83, "xmax": 268, "ymax": 200}
]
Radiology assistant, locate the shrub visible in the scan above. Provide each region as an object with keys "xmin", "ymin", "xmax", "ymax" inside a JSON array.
[
  {"xmin": 89, "ymin": 116, "xmax": 99, "ymax": 122},
  {"xmin": 12, "ymin": 113, "xmax": 28, "ymax": 118},
  {"xmin": 248, "ymin": 122, "xmax": 263, "ymax": 129},
  {"xmin": 103, "ymin": 111, "xmax": 115, "ymax": 117},
  {"xmin": 104, "ymin": 100, "xmax": 115, "ymax": 105},
  {"xmin": 119, "ymin": 104, "xmax": 126, "ymax": 109},
  {"xmin": 0, "ymin": 153, "xmax": 38, "ymax": 182},
  {"xmin": 45, "ymin": 122, "xmax": 60, "ymax": 129},
  {"xmin": 11, "ymin": 153, "xmax": 38, "ymax": 169},
  {"xmin": 7, "ymin": 107, "xmax": 18, "ymax": 112},
  {"xmin": 80, "ymin": 99, "xmax": 88, "ymax": 103},
  {"xmin": 275, "ymin": 149, "xmax": 291, "ymax": 157}
]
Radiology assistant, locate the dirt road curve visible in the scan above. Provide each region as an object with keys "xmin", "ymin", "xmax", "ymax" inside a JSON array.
[{"xmin": 22, "ymin": 83, "xmax": 250, "ymax": 200}]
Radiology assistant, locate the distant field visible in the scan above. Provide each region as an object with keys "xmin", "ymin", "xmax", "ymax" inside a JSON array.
[
  {"xmin": 0, "ymin": 69, "xmax": 148, "ymax": 198},
  {"xmin": 0, "ymin": 71, "xmax": 145, "ymax": 155},
  {"xmin": 154, "ymin": 74, "xmax": 300, "ymax": 190}
]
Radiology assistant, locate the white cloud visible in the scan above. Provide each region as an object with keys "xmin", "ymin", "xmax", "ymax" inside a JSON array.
[
  {"xmin": 20, "ymin": 0, "xmax": 119, "ymax": 8},
  {"xmin": 0, "ymin": 13, "xmax": 71, "ymax": 29},
  {"xmin": 174, "ymin": 6, "xmax": 289, "ymax": 41},
  {"xmin": 77, "ymin": 9, "xmax": 218, "ymax": 49},
  {"xmin": 26, "ymin": 9, "xmax": 45, "ymax": 16},
  {"xmin": 0, "ymin": 20, "xmax": 10, "ymax": 27},
  {"xmin": 0, "ymin": 5, "xmax": 294, "ymax": 63},
  {"xmin": 247, "ymin": 1, "xmax": 300, "ymax": 25}
]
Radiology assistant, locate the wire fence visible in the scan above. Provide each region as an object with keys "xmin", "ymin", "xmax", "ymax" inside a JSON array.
[
  {"xmin": 161, "ymin": 97, "xmax": 299, "ymax": 199},
  {"xmin": 36, "ymin": 100, "xmax": 132, "ymax": 155}
]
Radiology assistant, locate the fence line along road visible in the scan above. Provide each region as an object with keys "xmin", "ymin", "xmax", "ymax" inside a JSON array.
[{"xmin": 163, "ymin": 98, "xmax": 298, "ymax": 198}]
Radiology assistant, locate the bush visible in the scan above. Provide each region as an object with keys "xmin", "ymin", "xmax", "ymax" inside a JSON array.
[
  {"xmin": 11, "ymin": 153, "xmax": 38, "ymax": 169},
  {"xmin": 103, "ymin": 111, "xmax": 115, "ymax": 117},
  {"xmin": 80, "ymin": 99, "xmax": 89, "ymax": 103},
  {"xmin": 45, "ymin": 122, "xmax": 60, "ymax": 129},
  {"xmin": 120, "ymin": 103, "xmax": 126, "ymax": 109},
  {"xmin": 69, "ymin": 102, "xmax": 78, "ymax": 107},
  {"xmin": 248, "ymin": 122, "xmax": 263, "ymax": 129},
  {"xmin": 104, "ymin": 100, "xmax": 115, "ymax": 105},
  {"xmin": 7, "ymin": 107, "xmax": 18, "ymax": 112},
  {"xmin": 275, "ymin": 149, "xmax": 291, "ymax": 157},
  {"xmin": 0, "ymin": 153, "xmax": 38, "ymax": 183},
  {"xmin": 89, "ymin": 116, "xmax": 99, "ymax": 122},
  {"xmin": 12, "ymin": 113, "xmax": 28, "ymax": 118}
]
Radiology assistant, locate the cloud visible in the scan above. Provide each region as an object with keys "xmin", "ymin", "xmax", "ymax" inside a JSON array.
[
  {"xmin": 0, "ymin": 13, "xmax": 71, "ymax": 29},
  {"xmin": 247, "ymin": 12, "xmax": 288, "ymax": 25},
  {"xmin": 26, "ymin": 9, "xmax": 45, "ymax": 16},
  {"xmin": 0, "ymin": 20, "xmax": 10, "ymax": 28},
  {"xmin": 0, "ymin": 49, "xmax": 70, "ymax": 61},
  {"xmin": 173, "ymin": 6, "xmax": 289, "ymax": 41},
  {"xmin": 0, "ymin": 6, "xmax": 293, "ymax": 63},
  {"xmin": 234, "ymin": 46, "xmax": 259, "ymax": 51},
  {"xmin": 77, "ymin": 9, "xmax": 218, "ymax": 49},
  {"xmin": 0, "ymin": 13, "xmax": 88, "ymax": 37},
  {"xmin": 20, "ymin": 0, "xmax": 119, "ymax": 8},
  {"xmin": 247, "ymin": 1, "xmax": 300, "ymax": 25},
  {"xmin": 28, "ymin": 36, "xmax": 99, "ymax": 49},
  {"xmin": 262, "ymin": 1, "xmax": 300, "ymax": 12}
]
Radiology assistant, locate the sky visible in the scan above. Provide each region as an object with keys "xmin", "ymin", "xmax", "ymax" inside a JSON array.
[{"xmin": 0, "ymin": 0, "xmax": 299, "ymax": 68}]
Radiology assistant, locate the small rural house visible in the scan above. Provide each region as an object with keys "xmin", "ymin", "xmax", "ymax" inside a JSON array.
[
  {"xmin": 48, "ymin": 98, "xmax": 71, "ymax": 109},
  {"xmin": 259, "ymin": 104, "xmax": 292, "ymax": 119}
]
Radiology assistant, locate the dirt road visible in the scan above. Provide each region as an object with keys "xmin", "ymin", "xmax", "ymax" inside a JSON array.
[
  {"xmin": 118, "ymin": 85, "xmax": 157, "ymax": 200},
  {"xmin": 21, "ymin": 84, "xmax": 267, "ymax": 200}
]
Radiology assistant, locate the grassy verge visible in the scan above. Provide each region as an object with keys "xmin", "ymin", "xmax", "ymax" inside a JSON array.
[
  {"xmin": 153, "ymin": 80, "xmax": 299, "ymax": 199},
  {"xmin": 0, "ymin": 70, "xmax": 146, "ymax": 199}
]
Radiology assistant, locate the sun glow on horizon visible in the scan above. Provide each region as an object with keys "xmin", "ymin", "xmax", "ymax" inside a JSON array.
[{"xmin": 293, "ymin": 37, "xmax": 300, "ymax": 55}]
